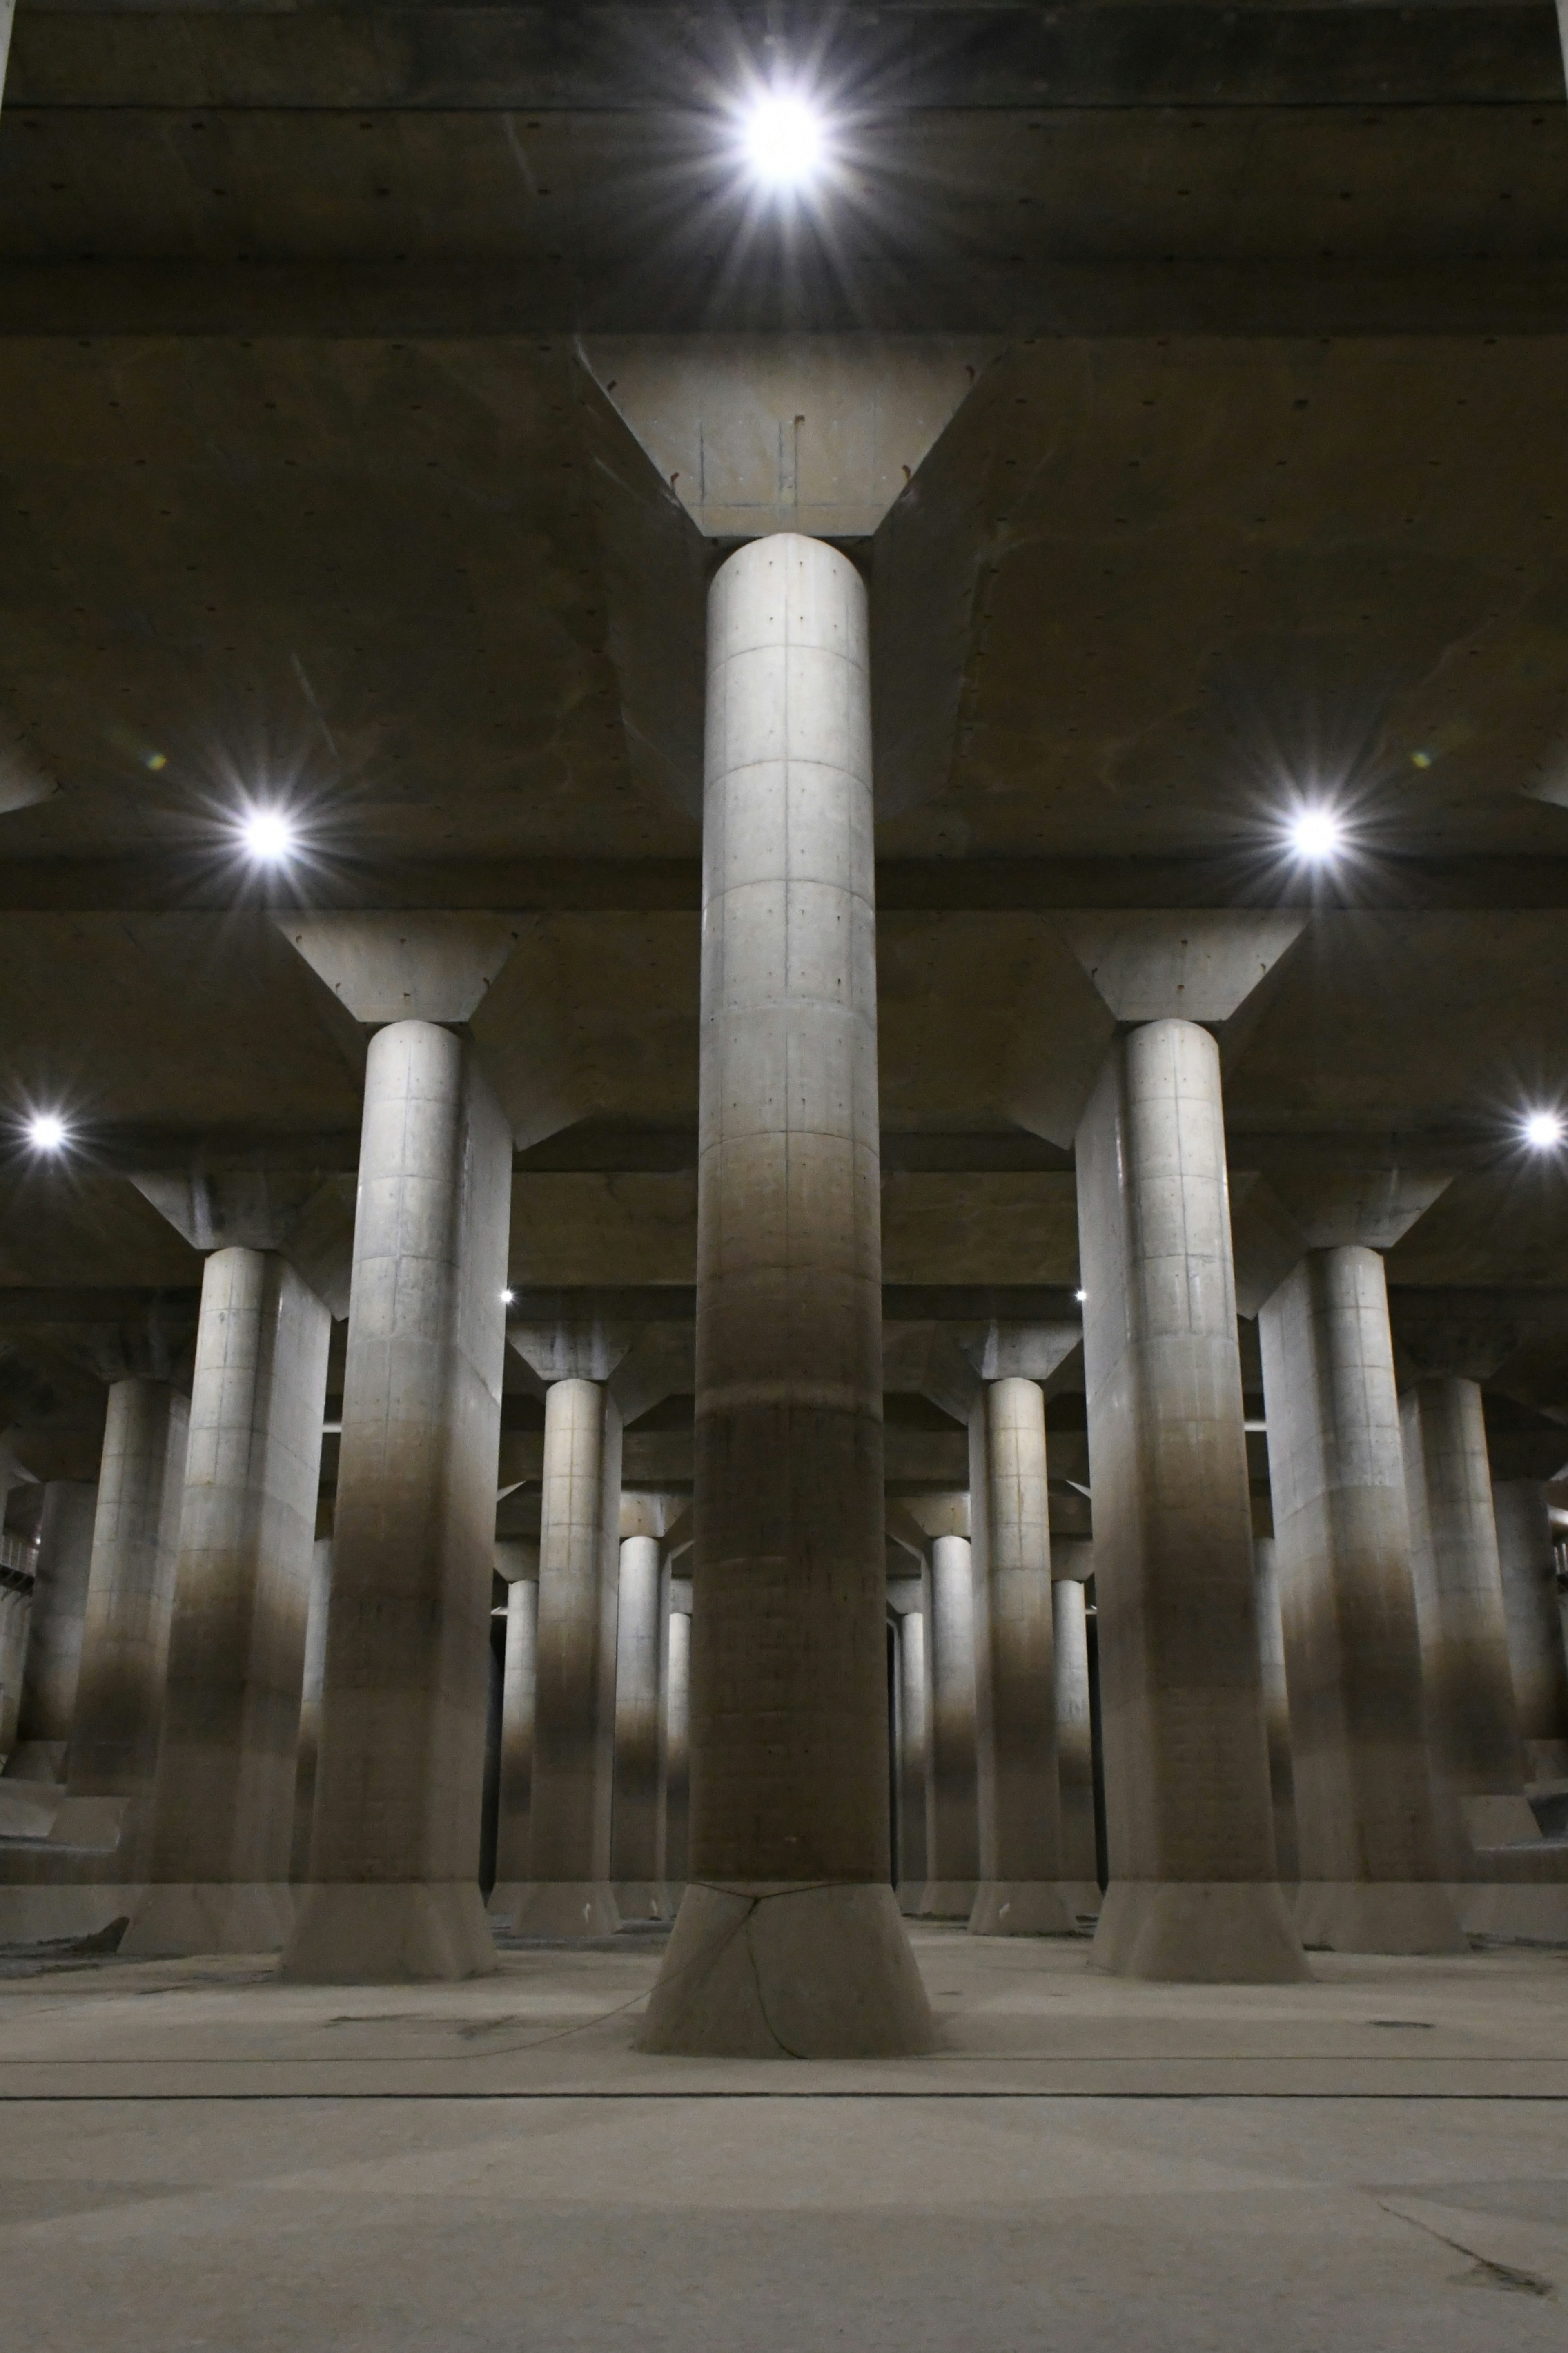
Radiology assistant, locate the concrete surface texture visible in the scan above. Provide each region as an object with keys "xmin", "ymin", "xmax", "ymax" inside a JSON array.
[
  {"xmin": 280, "ymin": 1021, "xmax": 512, "ymax": 1983},
  {"xmin": 1076, "ymin": 1019, "xmax": 1306, "ymax": 1982},
  {"xmin": 1051, "ymin": 1574, "xmax": 1102, "ymax": 1914},
  {"xmin": 642, "ymin": 533, "xmax": 931, "ymax": 2059},
  {"xmin": 2, "ymin": 1478, "xmax": 95, "ymax": 1783},
  {"xmin": 486, "ymin": 1560, "xmax": 537, "ymax": 1926},
  {"xmin": 288, "ymin": 1536, "xmax": 332, "ymax": 1885},
  {"xmin": 1253, "ymin": 1537, "xmax": 1301, "ymax": 1887},
  {"xmin": 922, "ymin": 1530, "xmax": 981, "ymax": 1921},
  {"xmin": 610, "ymin": 1530, "xmax": 664, "ymax": 1921},
  {"xmin": 1493, "ymin": 1479, "xmax": 1568, "ymax": 1781},
  {"xmin": 125, "ymin": 1248, "xmax": 331, "ymax": 1958},
  {"xmin": 2, "ymin": 1928, "xmax": 1568, "ymax": 2352},
  {"xmin": 1258, "ymin": 1248, "xmax": 1461, "ymax": 1954}
]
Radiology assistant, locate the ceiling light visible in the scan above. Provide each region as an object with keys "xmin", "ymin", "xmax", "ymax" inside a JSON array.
[
  {"xmin": 1288, "ymin": 808, "xmax": 1344, "ymax": 862},
  {"xmin": 240, "ymin": 808, "xmax": 297, "ymax": 864},
  {"xmin": 742, "ymin": 90, "xmax": 827, "ymax": 191},
  {"xmin": 1523, "ymin": 1110, "xmax": 1565, "ymax": 1150},
  {"xmin": 1074, "ymin": 1289, "xmax": 1087, "ymax": 1304},
  {"xmin": 27, "ymin": 1113, "xmax": 68, "ymax": 1152}
]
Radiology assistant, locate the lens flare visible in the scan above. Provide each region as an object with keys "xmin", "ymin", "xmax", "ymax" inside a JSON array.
[
  {"xmin": 742, "ymin": 91, "xmax": 828, "ymax": 190},
  {"xmin": 1288, "ymin": 808, "xmax": 1345, "ymax": 862},
  {"xmin": 1523, "ymin": 1109, "xmax": 1565, "ymax": 1150},
  {"xmin": 240, "ymin": 808, "xmax": 298, "ymax": 863},
  {"xmin": 27, "ymin": 1113, "xmax": 68, "ymax": 1152}
]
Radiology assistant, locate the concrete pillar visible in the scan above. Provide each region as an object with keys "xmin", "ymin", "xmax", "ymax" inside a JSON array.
[
  {"xmin": 657, "ymin": 1598, "xmax": 691, "ymax": 1898},
  {"xmin": 969, "ymin": 1378, "xmax": 1073, "ymax": 1935},
  {"xmin": 290, "ymin": 1538, "xmax": 332, "ymax": 1885},
  {"xmin": 893, "ymin": 1599, "xmax": 929, "ymax": 1911},
  {"xmin": 4, "ymin": 1482, "xmax": 96, "ymax": 1783},
  {"xmin": 0, "ymin": 1580, "xmax": 29, "ymax": 1764},
  {"xmin": 1402, "ymin": 1377, "xmax": 1538, "ymax": 1846},
  {"xmin": 1076, "ymin": 1019, "xmax": 1306, "ymax": 1980},
  {"xmin": 124, "ymin": 1248, "xmax": 330, "ymax": 1956},
  {"xmin": 1252, "ymin": 1539, "xmax": 1300, "ymax": 1891},
  {"xmin": 486, "ymin": 1565, "xmax": 538, "ymax": 1922},
  {"xmin": 1492, "ymin": 1480, "xmax": 1568, "ymax": 1783},
  {"xmin": 643, "ymin": 532, "xmax": 932, "ymax": 2058},
  {"xmin": 1257, "ymin": 1252, "xmax": 1460, "ymax": 1950},
  {"xmin": 611, "ymin": 1528, "xmax": 664, "ymax": 1921},
  {"xmin": 922, "ymin": 1533, "xmax": 980, "ymax": 1918},
  {"xmin": 280, "ymin": 1019, "xmax": 511, "ymax": 1982},
  {"xmin": 50, "ymin": 1379, "xmax": 190, "ymax": 1858},
  {"xmin": 513, "ymin": 1377, "xmax": 621, "ymax": 1935},
  {"xmin": 1052, "ymin": 1572, "xmax": 1101, "ymax": 1915}
]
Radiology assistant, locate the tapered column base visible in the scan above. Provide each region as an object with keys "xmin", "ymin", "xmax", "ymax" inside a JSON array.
[
  {"xmin": 640, "ymin": 1881, "xmax": 937, "ymax": 2059},
  {"xmin": 122, "ymin": 1882, "xmax": 295, "ymax": 1958},
  {"xmin": 1294, "ymin": 1880, "xmax": 1464, "ymax": 1955},
  {"xmin": 967, "ymin": 1881, "xmax": 1078, "ymax": 1936},
  {"xmin": 1091, "ymin": 1881, "xmax": 1310, "ymax": 1982},
  {"xmin": 612, "ymin": 1880, "xmax": 668, "ymax": 1923},
  {"xmin": 279, "ymin": 1882, "xmax": 497, "ymax": 1982},
  {"xmin": 506, "ymin": 1881, "xmax": 620, "ymax": 1938},
  {"xmin": 917, "ymin": 1879, "xmax": 979, "ymax": 1920}
]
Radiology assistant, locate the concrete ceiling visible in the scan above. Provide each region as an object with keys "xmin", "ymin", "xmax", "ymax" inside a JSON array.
[{"xmin": 3, "ymin": 1, "xmax": 1568, "ymax": 1479}]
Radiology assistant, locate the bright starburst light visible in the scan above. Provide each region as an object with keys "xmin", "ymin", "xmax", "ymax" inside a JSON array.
[
  {"xmin": 1288, "ymin": 807, "xmax": 1345, "ymax": 862},
  {"xmin": 240, "ymin": 807, "xmax": 298, "ymax": 864},
  {"xmin": 27, "ymin": 1113, "xmax": 68, "ymax": 1152},
  {"xmin": 742, "ymin": 89, "xmax": 828, "ymax": 190},
  {"xmin": 1522, "ymin": 1109, "xmax": 1566, "ymax": 1151}
]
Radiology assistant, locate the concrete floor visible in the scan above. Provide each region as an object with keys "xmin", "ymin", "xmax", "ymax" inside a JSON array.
[{"xmin": 1, "ymin": 1923, "xmax": 1565, "ymax": 2349}]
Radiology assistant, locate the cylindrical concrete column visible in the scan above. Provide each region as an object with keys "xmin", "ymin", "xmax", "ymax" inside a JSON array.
[
  {"xmin": 281, "ymin": 1019, "xmax": 511, "ymax": 1982},
  {"xmin": 125, "ymin": 1249, "xmax": 330, "ymax": 1956},
  {"xmin": 1252, "ymin": 1539, "xmax": 1299, "ymax": 1890},
  {"xmin": 970, "ymin": 1378, "xmax": 1071, "ymax": 1936},
  {"xmin": 514, "ymin": 1377, "xmax": 621, "ymax": 1935},
  {"xmin": 1075, "ymin": 1019, "xmax": 1305, "ymax": 1980},
  {"xmin": 893, "ymin": 1602, "xmax": 929, "ymax": 1911},
  {"xmin": 1493, "ymin": 1480, "xmax": 1568, "ymax": 1783},
  {"xmin": 51, "ymin": 1379, "xmax": 190, "ymax": 1861},
  {"xmin": 290, "ymin": 1538, "xmax": 332, "ymax": 1884},
  {"xmin": 1257, "ymin": 1251, "xmax": 1460, "ymax": 1951},
  {"xmin": 1402, "ymin": 1377, "xmax": 1536, "ymax": 1847},
  {"xmin": 4, "ymin": 1480, "xmax": 96, "ymax": 1783},
  {"xmin": 657, "ymin": 1601, "xmax": 691, "ymax": 1897},
  {"xmin": 1052, "ymin": 1572, "xmax": 1100, "ymax": 1914},
  {"xmin": 486, "ymin": 1548, "xmax": 539, "ymax": 1925},
  {"xmin": 611, "ymin": 1531, "xmax": 664, "ymax": 1921},
  {"xmin": 643, "ymin": 533, "xmax": 932, "ymax": 2058},
  {"xmin": 0, "ymin": 1581, "xmax": 30, "ymax": 1765},
  {"xmin": 922, "ymin": 1533, "xmax": 980, "ymax": 1920}
]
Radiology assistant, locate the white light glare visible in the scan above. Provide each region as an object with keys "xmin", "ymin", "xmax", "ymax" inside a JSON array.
[
  {"xmin": 743, "ymin": 90, "xmax": 827, "ymax": 189},
  {"xmin": 500, "ymin": 1289, "xmax": 515, "ymax": 1306},
  {"xmin": 241, "ymin": 808, "xmax": 297, "ymax": 864},
  {"xmin": 1074, "ymin": 1289, "xmax": 1087, "ymax": 1304},
  {"xmin": 1523, "ymin": 1110, "xmax": 1566, "ymax": 1151},
  {"xmin": 1288, "ymin": 807, "xmax": 1345, "ymax": 862},
  {"xmin": 27, "ymin": 1113, "xmax": 67, "ymax": 1152}
]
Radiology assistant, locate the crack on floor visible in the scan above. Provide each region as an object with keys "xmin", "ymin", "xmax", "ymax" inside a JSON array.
[{"xmin": 1376, "ymin": 2201, "xmax": 1556, "ymax": 2299}]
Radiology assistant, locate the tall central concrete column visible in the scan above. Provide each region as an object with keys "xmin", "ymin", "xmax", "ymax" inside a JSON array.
[
  {"xmin": 1076, "ymin": 1019, "xmax": 1306, "ymax": 1980},
  {"xmin": 290, "ymin": 1537, "xmax": 332, "ymax": 1885},
  {"xmin": 512, "ymin": 1377, "xmax": 621, "ymax": 1935},
  {"xmin": 969, "ymin": 1378, "xmax": 1072, "ymax": 1936},
  {"xmin": 657, "ymin": 1587, "xmax": 691, "ymax": 1899},
  {"xmin": 3, "ymin": 1480, "xmax": 97, "ymax": 1784},
  {"xmin": 611, "ymin": 1516, "xmax": 664, "ymax": 1922},
  {"xmin": 1402, "ymin": 1377, "xmax": 1537, "ymax": 1846},
  {"xmin": 124, "ymin": 1248, "xmax": 330, "ymax": 1956},
  {"xmin": 1492, "ymin": 1480, "xmax": 1568, "ymax": 1783},
  {"xmin": 281, "ymin": 1019, "xmax": 511, "ymax": 1981},
  {"xmin": 922, "ymin": 1531, "xmax": 981, "ymax": 1919},
  {"xmin": 1258, "ymin": 1251, "xmax": 1460, "ymax": 1952},
  {"xmin": 1052, "ymin": 1567, "xmax": 1101, "ymax": 1915},
  {"xmin": 1252, "ymin": 1539, "xmax": 1299, "ymax": 1888},
  {"xmin": 51, "ymin": 1380, "xmax": 190, "ymax": 1858},
  {"xmin": 643, "ymin": 532, "xmax": 932, "ymax": 2057}
]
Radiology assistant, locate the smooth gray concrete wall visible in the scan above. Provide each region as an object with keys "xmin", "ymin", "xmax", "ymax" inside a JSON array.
[
  {"xmin": 53, "ymin": 1381, "xmax": 190, "ymax": 1861},
  {"xmin": 969, "ymin": 1378, "xmax": 1071, "ymax": 1935},
  {"xmin": 643, "ymin": 532, "xmax": 931, "ymax": 2057},
  {"xmin": 1402, "ymin": 1377, "xmax": 1535, "ymax": 1845},
  {"xmin": 1258, "ymin": 1250, "xmax": 1459, "ymax": 1952},
  {"xmin": 516, "ymin": 1377, "xmax": 621, "ymax": 1935},
  {"xmin": 281, "ymin": 1020, "xmax": 511, "ymax": 1982},
  {"xmin": 4, "ymin": 1480, "xmax": 96, "ymax": 1782},
  {"xmin": 1492, "ymin": 1479, "xmax": 1568, "ymax": 1781},
  {"xmin": 1076, "ymin": 1020, "xmax": 1305, "ymax": 1981},
  {"xmin": 290, "ymin": 1538, "xmax": 332, "ymax": 1884},
  {"xmin": 126, "ymin": 1248, "xmax": 331, "ymax": 1956},
  {"xmin": 923, "ymin": 1532, "xmax": 980, "ymax": 1918},
  {"xmin": 611, "ymin": 1533, "xmax": 663, "ymax": 1919},
  {"xmin": 1052, "ymin": 1573, "xmax": 1100, "ymax": 1910}
]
